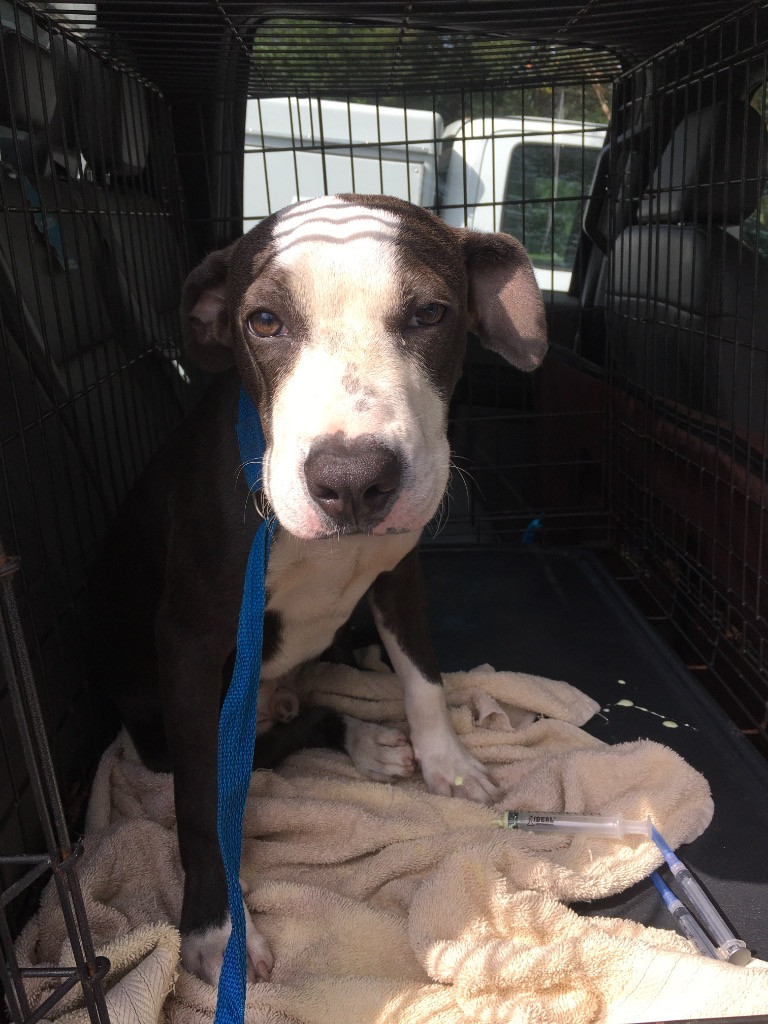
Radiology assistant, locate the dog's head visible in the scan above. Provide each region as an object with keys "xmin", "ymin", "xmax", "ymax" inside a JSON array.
[{"xmin": 181, "ymin": 195, "xmax": 547, "ymax": 540}]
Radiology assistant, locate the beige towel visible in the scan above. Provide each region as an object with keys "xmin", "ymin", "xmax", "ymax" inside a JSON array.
[{"xmin": 15, "ymin": 662, "xmax": 768, "ymax": 1023}]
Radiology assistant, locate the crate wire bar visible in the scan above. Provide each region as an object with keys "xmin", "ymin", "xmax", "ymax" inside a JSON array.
[
  {"xmin": 608, "ymin": 2, "xmax": 768, "ymax": 746},
  {"xmin": 0, "ymin": 546, "xmax": 110, "ymax": 1023},
  {"xmin": 1, "ymin": 0, "xmax": 196, "ymax": 1018}
]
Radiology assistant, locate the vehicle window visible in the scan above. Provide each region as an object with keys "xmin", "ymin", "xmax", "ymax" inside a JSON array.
[
  {"xmin": 741, "ymin": 86, "xmax": 768, "ymax": 260},
  {"xmin": 501, "ymin": 142, "xmax": 600, "ymax": 285}
]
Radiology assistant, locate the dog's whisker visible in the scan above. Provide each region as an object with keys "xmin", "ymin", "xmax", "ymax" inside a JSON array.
[
  {"xmin": 449, "ymin": 454, "xmax": 477, "ymax": 480},
  {"xmin": 244, "ymin": 491, "xmax": 262, "ymax": 523},
  {"xmin": 434, "ymin": 498, "xmax": 447, "ymax": 538},
  {"xmin": 437, "ymin": 496, "xmax": 450, "ymax": 538},
  {"xmin": 449, "ymin": 460, "xmax": 473, "ymax": 505},
  {"xmin": 454, "ymin": 470, "xmax": 473, "ymax": 505},
  {"xmin": 427, "ymin": 490, "xmax": 450, "ymax": 539},
  {"xmin": 448, "ymin": 456, "xmax": 479, "ymax": 471},
  {"xmin": 434, "ymin": 499, "xmax": 444, "ymax": 540},
  {"xmin": 236, "ymin": 458, "xmax": 264, "ymax": 482},
  {"xmin": 244, "ymin": 486, "xmax": 277, "ymax": 527},
  {"xmin": 450, "ymin": 457, "xmax": 486, "ymax": 505}
]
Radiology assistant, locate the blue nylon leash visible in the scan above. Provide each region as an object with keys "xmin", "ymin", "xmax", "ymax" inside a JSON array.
[{"xmin": 214, "ymin": 387, "xmax": 275, "ymax": 1024}]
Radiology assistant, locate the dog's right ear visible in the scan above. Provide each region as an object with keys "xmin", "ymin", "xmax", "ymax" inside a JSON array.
[{"xmin": 180, "ymin": 243, "xmax": 238, "ymax": 372}]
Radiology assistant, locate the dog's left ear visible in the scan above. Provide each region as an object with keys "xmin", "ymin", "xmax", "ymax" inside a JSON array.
[
  {"xmin": 180, "ymin": 242, "xmax": 238, "ymax": 372},
  {"xmin": 462, "ymin": 231, "xmax": 548, "ymax": 371}
]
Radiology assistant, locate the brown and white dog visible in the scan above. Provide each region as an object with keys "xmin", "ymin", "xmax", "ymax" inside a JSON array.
[{"xmin": 91, "ymin": 194, "xmax": 547, "ymax": 986}]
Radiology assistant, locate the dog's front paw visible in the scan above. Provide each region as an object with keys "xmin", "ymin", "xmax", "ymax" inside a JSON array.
[
  {"xmin": 180, "ymin": 897, "xmax": 273, "ymax": 986},
  {"xmin": 415, "ymin": 732, "xmax": 498, "ymax": 804},
  {"xmin": 344, "ymin": 717, "xmax": 416, "ymax": 782}
]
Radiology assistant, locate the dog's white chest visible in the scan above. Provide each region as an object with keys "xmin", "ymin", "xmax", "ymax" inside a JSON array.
[{"xmin": 261, "ymin": 528, "xmax": 419, "ymax": 679}]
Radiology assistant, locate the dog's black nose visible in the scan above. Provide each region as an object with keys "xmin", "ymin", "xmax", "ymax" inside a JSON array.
[{"xmin": 304, "ymin": 435, "xmax": 402, "ymax": 530}]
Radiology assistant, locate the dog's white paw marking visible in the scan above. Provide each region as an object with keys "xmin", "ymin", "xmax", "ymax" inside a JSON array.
[
  {"xmin": 180, "ymin": 897, "xmax": 273, "ymax": 986},
  {"xmin": 344, "ymin": 717, "xmax": 416, "ymax": 782},
  {"xmin": 415, "ymin": 732, "xmax": 498, "ymax": 804}
]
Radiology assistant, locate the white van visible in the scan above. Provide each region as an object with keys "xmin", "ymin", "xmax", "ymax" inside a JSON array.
[
  {"xmin": 243, "ymin": 100, "xmax": 605, "ymax": 292},
  {"xmin": 243, "ymin": 97, "xmax": 443, "ymax": 228},
  {"xmin": 440, "ymin": 117, "xmax": 606, "ymax": 291}
]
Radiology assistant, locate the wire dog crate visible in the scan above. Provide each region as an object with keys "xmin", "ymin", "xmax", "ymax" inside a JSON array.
[
  {"xmin": 1, "ymin": 1, "xmax": 768, "ymax": 1021},
  {"xmin": 609, "ymin": 7, "xmax": 768, "ymax": 758}
]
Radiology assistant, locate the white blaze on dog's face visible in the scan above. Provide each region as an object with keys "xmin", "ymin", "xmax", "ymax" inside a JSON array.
[
  {"xmin": 181, "ymin": 194, "xmax": 549, "ymax": 541},
  {"xmin": 259, "ymin": 196, "xmax": 455, "ymax": 539}
]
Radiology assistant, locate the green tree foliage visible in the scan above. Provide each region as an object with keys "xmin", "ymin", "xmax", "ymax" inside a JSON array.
[{"xmin": 252, "ymin": 20, "xmax": 611, "ymax": 126}]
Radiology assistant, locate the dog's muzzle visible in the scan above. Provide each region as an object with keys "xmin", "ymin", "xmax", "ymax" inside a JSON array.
[{"xmin": 304, "ymin": 434, "xmax": 403, "ymax": 532}]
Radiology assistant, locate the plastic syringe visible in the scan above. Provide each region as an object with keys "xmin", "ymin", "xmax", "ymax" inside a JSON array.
[
  {"xmin": 650, "ymin": 871, "xmax": 719, "ymax": 959},
  {"xmin": 650, "ymin": 825, "xmax": 751, "ymax": 966},
  {"xmin": 495, "ymin": 810, "xmax": 652, "ymax": 838}
]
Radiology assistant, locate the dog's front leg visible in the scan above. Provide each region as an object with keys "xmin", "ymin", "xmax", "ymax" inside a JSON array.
[
  {"xmin": 156, "ymin": 612, "xmax": 273, "ymax": 987},
  {"xmin": 369, "ymin": 548, "xmax": 498, "ymax": 804}
]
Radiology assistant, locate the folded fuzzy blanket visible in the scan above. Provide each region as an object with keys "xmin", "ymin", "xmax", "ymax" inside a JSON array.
[{"xmin": 16, "ymin": 659, "xmax": 768, "ymax": 1023}]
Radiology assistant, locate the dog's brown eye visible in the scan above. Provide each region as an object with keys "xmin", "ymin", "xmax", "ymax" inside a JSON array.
[
  {"xmin": 409, "ymin": 303, "xmax": 445, "ymax": 327},
  {"xmin": 246, "ymin": 309, "xmax": 285, "ymax": 338}
]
